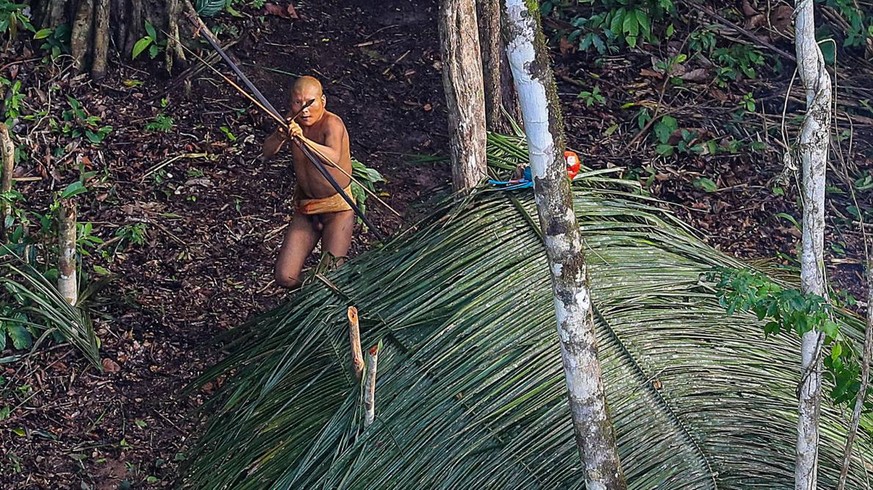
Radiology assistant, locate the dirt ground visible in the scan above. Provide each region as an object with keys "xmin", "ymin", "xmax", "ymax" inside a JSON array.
[{"xmin": 0, "ymin": 0, "xmax": 870, "ymax": 488}]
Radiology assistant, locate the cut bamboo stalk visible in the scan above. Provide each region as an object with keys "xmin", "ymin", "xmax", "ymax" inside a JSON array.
[
  {"xmin": 363, "ymin": 343, "xmax": 380, "ymax": 427},
  {"xmin": 347, "ymin": 306, "xmax": 364, "ymax": 380},
  {"xmin": 57, "ymin": 199, "xmax": 78, "ymax": 305},
  {"xmin": 0, "ymin": 123, "xmax": 13, "ymax": 241}
]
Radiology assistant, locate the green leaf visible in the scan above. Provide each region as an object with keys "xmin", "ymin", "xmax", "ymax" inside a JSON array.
[
  {"xmin": 196, "ymin": 0, "xmax": 226, "ymax": 17},
  {"xmin": 7, "ymin": 322, "xmax": 31, "ymax": 350},
  {"xmin": 61, "ymin": 181, "xmax": 88, "ymax": 199},
  {"xmin": 132, "ymin": 37, "xmax": 153, "ymax": 60},
  {"xmin": 0, "ymin": 405, "xmax": 10, "ymax": 421},
  {"xmin": 148, "ymin": 43, "xmax": 159, "ymax": 59},
  {"xmin": 33, "ymin": 28, "xmax": 53, "ymax": 40},
  {"xmin": 635, "ymin": 10, "xmax": 651, "ymax": 37},
  {"xmin": 655, "ymin": 143, "xmax": 674, "ymax": 156},
  {"xmin": 623, "ymin": 13, "xmax": 639, "ymax": 38},
  {"xmin": 831, "ymin": 342, "xmax": 842, "ymax": 361},
  {"xmin": 692, "ymin": 177, "xmax": 718, "ymax": 193},
  {"xmin": 144, "ymin": 21, "xmax": 157, "ymax": 40},
  {"xmin": 609, "ymin": 8, "xmax": 625, "ymax": 35}
]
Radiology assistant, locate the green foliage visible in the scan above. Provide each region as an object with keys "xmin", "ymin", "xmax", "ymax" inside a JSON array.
[
  {"xmin": 0, "ymin": 0, "xmax": 34, "ymax": 44},
  {"xmin": 577, "ymin": 85, "xmax": 606, "ymax": 106},
  {"xmin": 132, "ymin": 21, "xmax": 165, "ymax": 60},
  {"xmin": 817, "ymin": 0, "xmax": 873, "ymax": 48},
  {"xmin": 712, "ymin": 44, "xmax": 765, "ymax": 85},
  {"xmin": 547, "ymin": 0, "xmax": 675, "ymax": 54},
  {"xmin": 0, "ymin": 257, "xmax": 101, "ymax": 368},
  {"xmin": 115, "ymin": 223, "xmax": 148, "ymax": 249},
  {"xmin": 34, "ymin": 24, "xmax": 70, "ymax": 59},
  {"xmin": 350, "ymin": 159, "xmax": 385, "ymax": 222},
  {"xmin": 53, "ymin": 96, "xmax": 113, "ymax": 145},
  {"xmin": 1, "ymin": 76, "xmax": 25, "ymax": 124},
  {"xmin": 0, "ymin": 308, "xmax": 31, "ymax": 351},
  {"xmin": 145, "ymin": 113, "xmax": 174, "ymax": 133},
  {"xmin": 197, "ymin": 0, "xmax": 226, "ymax": 17},
  {"xmin": 710, "ymin": 267, "xmax": 868, "ymax": 408}
]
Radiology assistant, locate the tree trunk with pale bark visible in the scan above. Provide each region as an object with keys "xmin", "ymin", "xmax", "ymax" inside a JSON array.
[
  {"xmin": 502, "ymin": 1, "xmax": 626, "ymax": 488},
  {"xmin": 57, "ymin": 199, "xmax": 78, "ymax": 305},
  {"xmin": 438, "ymin": 0, "xmax": 488, "ymax": 192},
  {"xmin": 793, "ymin": 1, "xmax": 832, "ymax": 488}
]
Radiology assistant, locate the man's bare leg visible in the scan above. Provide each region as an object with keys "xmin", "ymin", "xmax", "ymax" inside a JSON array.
[
  {"xmin": 274, "ymin": 211, "xmax": 321, "ymax": 289},
  {"xmin": 320, "ymin": 210, "xmax": 355, "ymax": 264}
]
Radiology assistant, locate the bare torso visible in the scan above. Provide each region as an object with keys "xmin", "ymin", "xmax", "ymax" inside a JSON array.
[{"xmin": 291, "ymin": 111, "xmax": 352, "ymax": 199}]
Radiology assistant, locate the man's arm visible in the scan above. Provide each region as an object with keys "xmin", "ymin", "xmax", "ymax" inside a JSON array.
[
  {"xmin": 261, "ymin": 128, "xmax": 288, "ymax": 161},
  {"xmin": 297, "ymin": 118, "xmax": 350, "ymax": 184}
]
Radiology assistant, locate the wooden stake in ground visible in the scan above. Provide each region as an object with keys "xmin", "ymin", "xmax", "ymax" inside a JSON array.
[
  {"xmin": 363, "ymin": 343, "xmax": 380, "ymax": 427},
  {"xmin": 57, "ymin": 199, "xmax": 78, "ymax": 305},
  {"xmin": 503, "ymin": 1, "xmax": 626, "ymax": 488},
  {"xmin": 0, "ymin": 123, "xmax": 14, "ymax": 241},
  {"xmin": 793, "ymin": 1, "xmax": 832, "ymax": 488},
  {"xmin": 347, "ymin": 306, "xmax": 364, "ymax": 380},
  {"xmin": 437, "ymin": 0, "xmax": 488, "ymax": 192}
]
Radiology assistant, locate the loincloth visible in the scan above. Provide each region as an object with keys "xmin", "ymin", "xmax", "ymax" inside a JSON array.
[{"xmin": 295, "ymin": 185, "xmax": 354, "ymax": 215}]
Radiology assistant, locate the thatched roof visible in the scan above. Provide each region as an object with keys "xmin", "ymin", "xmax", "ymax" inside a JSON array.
[{"xmin": 185, "ymin": 161, "xmax": 871, "ymax": 489}]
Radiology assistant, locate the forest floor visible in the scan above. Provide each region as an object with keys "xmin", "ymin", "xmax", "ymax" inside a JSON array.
[{"xmin": 1, "ymin": 0, "xmax": 871, "ymax": 488}]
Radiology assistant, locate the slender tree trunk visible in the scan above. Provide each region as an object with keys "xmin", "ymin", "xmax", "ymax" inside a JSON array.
[
  {"xmin": 502, "ymin": 1, "xmax": 626, "ymax": 488},
  {"xmin": 793, "ymin": 1, "xmax": 832, "ymax": 488},
  {"xmin": 0, "ymin": 123, "xmax": 14, "ymax": 242},
  {"xmin": 438, "ymin": 0, "xmax": 488, "ymax": 192},
  {"xmin": 477, "ymin": 0, "xmax": 520, "ymax": 134},
  {"xmin": 91, "ymin": 0, "xmax": 110, "ymax": 80},
  {"xmin": 57, "ymin": 199, "xmax": 78, "ymax": 305}
]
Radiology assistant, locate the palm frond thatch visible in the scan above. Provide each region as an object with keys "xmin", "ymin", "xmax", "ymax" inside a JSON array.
[{"xmin": 184, "ymin": 144, "xmax": 873, "ymax": 489}]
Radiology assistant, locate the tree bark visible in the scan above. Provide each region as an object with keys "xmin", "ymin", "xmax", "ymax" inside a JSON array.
[
  {"xmin": 438, "ymin": 0, "xmax": 488, "ymax": 192},
  {"xmin": 793, "ymin": 1, "xmax": 832, "ymax": 488},
  {"xmin": 57, "ymin": 199, "xmax": 78, "ymax": 306},
  {"xmin": 91, "ymin": 0, "xmax": 111, "ymax": 80},
  {"xmin": 0, "ymin": 123, "xmax": 14, "ymax": 242},
  {"xmin": 477, "ymin": 0, "xmax": 520, "ymax": 134},
  {"xmin": 502, "ymin": 1, "xmax": 626, "ymax": 488},
  {"xmin": 70, "ymin": 0, "xmax": 94, "ymax": 72}
]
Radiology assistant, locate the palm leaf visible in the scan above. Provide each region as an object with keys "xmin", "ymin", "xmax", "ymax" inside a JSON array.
[
  {"xmin": 0, "ymin": 258, "xmax": 100, "ymax": 368},
  {"xmin": 184, "ymin": 143, "xmax": 873, "ymax": 488}
]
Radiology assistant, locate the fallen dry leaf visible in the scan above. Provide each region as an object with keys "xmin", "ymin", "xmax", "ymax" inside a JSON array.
[
  {"xmin": 681, "ymin": 68, "xmax": 711, "ymax": 83},
  {"xmin": 265, "ymin": 2, "xmax": 299, "ymax": 19},
  {"xmin": 102, "ymin": 358, "xmax": 121, "ymax": 373}
]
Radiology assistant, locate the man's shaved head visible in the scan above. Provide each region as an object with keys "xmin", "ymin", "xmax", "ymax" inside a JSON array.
[
  {"xmin": 292, "ymin": 76, "xmax": 323, "ymax": 98},
  {"xmin": 289, "ymin": 76, "xmax": 327, "ymax": 127}
]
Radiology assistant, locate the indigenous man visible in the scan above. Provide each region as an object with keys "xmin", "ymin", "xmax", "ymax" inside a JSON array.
[{"xmin": 262, "ymin": 76, "xmax": 355, "ymax": 289}]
